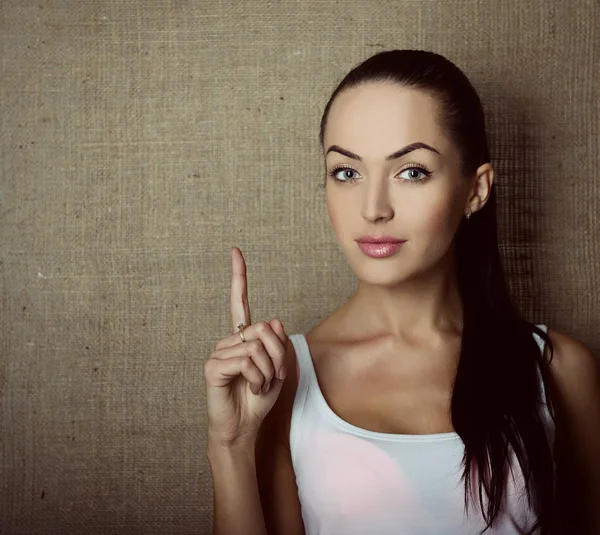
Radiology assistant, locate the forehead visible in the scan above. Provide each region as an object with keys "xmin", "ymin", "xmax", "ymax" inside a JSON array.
[{"xmin": 324, "ymin": 82, "xmax": 450, "ymax": 157}]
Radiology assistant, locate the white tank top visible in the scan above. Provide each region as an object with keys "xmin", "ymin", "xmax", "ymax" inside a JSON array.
[{"xmin": 288, "ymin": 324, "xmax": 555, "ymax": 535}]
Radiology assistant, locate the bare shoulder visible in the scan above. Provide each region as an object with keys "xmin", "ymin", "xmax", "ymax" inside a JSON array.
[
  {"xmin": 543, "ymin": 327, "xmax": 600, "ymax": 449},
  {"xmin": 544, "ymin": 328, "xmax": 600, "ymax": 397},
  {"xmin": 544, "ymin": 328, "xmax": 600, "ymax": 530}
]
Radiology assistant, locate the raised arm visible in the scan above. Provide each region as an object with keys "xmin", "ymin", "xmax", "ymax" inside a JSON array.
[{"xmin": 204, "ymin": 248, "xmax": 290, "ymax": 535}]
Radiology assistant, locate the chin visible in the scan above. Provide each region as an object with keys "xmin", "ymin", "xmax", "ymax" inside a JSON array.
[
  {"xmin": 349, "ymin": 251, "xmax": 436, "ymax": 287},
  {"xmin": 357, "ymin": 271, "xmax": 413, "ymax": 289},
  {"xmin": 351, "ymin": 257, "xmax": 413, "ymax": 285}
]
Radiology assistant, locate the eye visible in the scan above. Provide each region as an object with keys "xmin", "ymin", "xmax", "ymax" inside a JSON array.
[
  {"xmin": 327, "ymin": 166, "xmax": 361, "ymax": 183},
  {"xmin": 398, "ymin": 166, "xmax": 432, "ymax": 183},
  {"xmin": 327, "ymin": 165, "xmax": 432, "ymax": 184}
]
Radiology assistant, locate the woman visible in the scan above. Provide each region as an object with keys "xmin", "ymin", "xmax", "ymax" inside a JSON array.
[{"xmin": 204, "ymin": 50, "xmax": 600, "ymax": 535}]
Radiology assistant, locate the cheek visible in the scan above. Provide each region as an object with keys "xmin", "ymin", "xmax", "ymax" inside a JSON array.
[
  {"xmin": 409, "ymin": 201, "xmax": 463, "ymax": 268},
  {"xmin": 418, "ymin": 201, "xmax": 455, "ymax": 235},
  {"xmin": 408, "ymin": 184, "xmax": 461, "ymax": 235}
]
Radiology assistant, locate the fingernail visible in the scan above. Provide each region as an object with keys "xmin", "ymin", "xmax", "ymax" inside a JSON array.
[
  {"xmin": 262, "ymin": 381, "xmax": 271, "ymax": 393},
  {"xmin": 277, "ymin": 366, "xmax": 287, "ymax": 380}
]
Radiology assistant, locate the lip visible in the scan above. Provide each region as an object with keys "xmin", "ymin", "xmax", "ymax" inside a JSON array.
[
  {"xmin": 356, "ymin": 235, "xmax": 405, "ymax": 244},
  {"xmin": 356, "ymin": 241, "xmax": 405, "ymax": 258}
]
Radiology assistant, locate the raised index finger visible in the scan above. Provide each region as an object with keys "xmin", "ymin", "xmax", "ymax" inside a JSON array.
[{"xmin": 230, "ymin": 247, "xmax": 252, "ymax": 334}]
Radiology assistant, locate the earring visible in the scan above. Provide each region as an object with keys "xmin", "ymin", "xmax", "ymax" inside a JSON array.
[{"xmin": 466, "ymin": 208, "xmax": 472, "ymax": 219}]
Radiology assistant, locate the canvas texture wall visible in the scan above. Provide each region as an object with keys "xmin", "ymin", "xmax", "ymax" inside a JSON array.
[{"xmin": 1, "ymin": 0, "xmax": 598, "ymax": 533}]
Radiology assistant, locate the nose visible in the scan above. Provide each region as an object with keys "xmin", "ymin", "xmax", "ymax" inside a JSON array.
[{"xmin": 360, "ymin": 178, "xmax": 394, "ymax": 223}]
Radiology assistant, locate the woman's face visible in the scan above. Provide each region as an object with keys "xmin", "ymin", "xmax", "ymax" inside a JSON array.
[{"xmin": 323, "ymin": 82, "xmax": 475, "ymax": 286}]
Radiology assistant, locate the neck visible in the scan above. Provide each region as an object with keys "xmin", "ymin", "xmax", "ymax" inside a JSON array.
[{"xmin": 341, "ymin": 247, "xmax": 463, "ymax": 342}]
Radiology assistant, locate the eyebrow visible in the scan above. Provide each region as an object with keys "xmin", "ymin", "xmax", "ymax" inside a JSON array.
[{"xmin": 325, "ymin": 142, "xmax": 440, "ymax": 161}]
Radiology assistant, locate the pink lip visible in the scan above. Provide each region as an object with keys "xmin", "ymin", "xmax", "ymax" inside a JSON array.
[
  {"xmin": 356, "ymin": 235, "xmax": 404, "ymax": 244},
  {"xmin": 357, "ymin": 241, "xmax": 405, "ymax": 258}
]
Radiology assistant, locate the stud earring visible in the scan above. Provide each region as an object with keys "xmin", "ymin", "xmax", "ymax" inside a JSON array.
[{"xmin": 466, "ymin": 208, "xmax": 472, "ymax": 219}]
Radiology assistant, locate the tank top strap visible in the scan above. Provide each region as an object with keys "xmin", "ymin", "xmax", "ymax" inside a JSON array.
[
  {"xmin": 289, "ymin": 333, "xmax": 314, "ymax": 457},
  {"xmin": 291, "ymin": 333, "xmax": 317, "ymax": 387},
  {"xmin": 532, "ymin": 323, "xmax": 549, "ymax": 406},
  {"xmin": 532, "ymin": 323, "xmax": 557, "ymax": 457}
]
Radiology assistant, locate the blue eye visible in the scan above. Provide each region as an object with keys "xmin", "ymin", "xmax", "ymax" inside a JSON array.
[
  {"xmin": 327, "ymin": 165, "xmax": 432, "ymax": 184},
  {"xmin": 327, "ymin": 166, "xmax": 361, "ymax": 183},
  {"xmin": 399, "ymin": 167, "xmax": 431, "ymax": 182}
]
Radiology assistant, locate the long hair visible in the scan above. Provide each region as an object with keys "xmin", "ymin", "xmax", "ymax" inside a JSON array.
[{"xmin": 318, "ymin": 50, "xmax": 556, "ymax": 535}]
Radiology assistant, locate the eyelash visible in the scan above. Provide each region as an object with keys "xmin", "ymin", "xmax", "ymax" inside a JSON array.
[{"xmin": 326, "ymin": 163, "xmax": 433, "ymax": 185}]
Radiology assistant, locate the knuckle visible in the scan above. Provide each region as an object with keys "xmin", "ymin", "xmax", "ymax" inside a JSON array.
[{"xmin": 255, "ymin": 320, "xmax": 270, "ymax": 333}]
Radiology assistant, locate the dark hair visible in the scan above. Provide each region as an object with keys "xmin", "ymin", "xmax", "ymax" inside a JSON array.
[{"xmin": 318, "ymin": 50, "xmax": 556, "ymax": 535}]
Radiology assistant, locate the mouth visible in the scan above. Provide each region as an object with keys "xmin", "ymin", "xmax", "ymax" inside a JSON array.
[
  {"xmin": 356, "ymin": 235, "xmax": 406, "ymax": 244},
  {"xmin": 356, "ymin": 241, "xmax": 405, "ymax": 258}
]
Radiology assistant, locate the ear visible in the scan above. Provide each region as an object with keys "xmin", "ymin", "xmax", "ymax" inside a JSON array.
[{"xmin": 465, "ymin": 163, "xmax": 494, "ymax": 216}]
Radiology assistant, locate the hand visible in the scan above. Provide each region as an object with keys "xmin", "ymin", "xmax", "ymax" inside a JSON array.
[{"xmin": 204, "ymin": 247, "xmax": 288, "ymax": 448}]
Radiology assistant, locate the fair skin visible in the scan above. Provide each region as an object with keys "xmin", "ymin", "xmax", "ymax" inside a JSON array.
[
  {"xmin": 307, "ymin": 83, "xmax": 486, "ymax": 436},
  {"xmin": 207, "ymin": 81, "xmax": 600, "ymax": 535},
  {"xmin": 323, "ymin": 82, "xmax": 487, "ymax": 343}
]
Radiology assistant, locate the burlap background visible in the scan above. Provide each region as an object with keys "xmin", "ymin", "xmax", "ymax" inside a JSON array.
[{"xmin": 1, "ymin": 0, "xmax": 598, "ymax": 533}]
